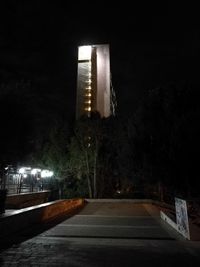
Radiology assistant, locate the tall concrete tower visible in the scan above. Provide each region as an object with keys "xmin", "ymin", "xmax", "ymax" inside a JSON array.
[{"xmin": 76, "ymin": 44, "xmax": 111, "ymax": 119}]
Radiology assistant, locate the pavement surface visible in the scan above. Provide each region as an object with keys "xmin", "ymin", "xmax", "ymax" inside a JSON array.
[{"xmin": 0, "ymin": 201, "xmax": 200, "ymax": 266}]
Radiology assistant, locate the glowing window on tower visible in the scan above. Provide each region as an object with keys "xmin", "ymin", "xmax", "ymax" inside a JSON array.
[
  {"xmin": 78, "ymin": 46, "xmax": 92, "ymax": 61},
  {"xmin": 78, "ymin": 45, "xmax": 94, "ymax": 116}
]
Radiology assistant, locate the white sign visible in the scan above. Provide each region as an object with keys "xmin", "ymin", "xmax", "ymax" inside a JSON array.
[{"xmin": 175, "ymin": 198, "xmax": 190, "ymax": 240}]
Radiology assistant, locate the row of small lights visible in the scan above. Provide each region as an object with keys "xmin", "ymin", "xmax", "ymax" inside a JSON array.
[
  {"xmin": 84, "ymin": 61, "xmax": 92, "ymax": 115},
  {"xmin": 78, "ymin": 45, "xmax": 93, "ymax": 116},
  {"xmin": 18, "ymin": 167, "xmax": 54, "ymax": 178}
]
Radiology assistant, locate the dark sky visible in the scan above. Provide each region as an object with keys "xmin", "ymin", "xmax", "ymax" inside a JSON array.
[{"xmin": 0, "ymin": 1, "xmax": 200, "ymax": 116}]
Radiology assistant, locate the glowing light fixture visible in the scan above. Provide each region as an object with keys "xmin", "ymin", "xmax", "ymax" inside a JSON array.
[
  {"xmin": 78, "ymin": 45, "xmax": 92, "ymax": 60},
  {"xmin": 19, "ymin": 167, "xmax": 31, "ymax": 174},
  {"xmin": 41, "ymin": 170, "xmax": 54, "ymax": 178},
  {"xmin": 18, "ymin": 167, "xmax": 53, "ymax": 178},
  {"xmin": 31, "ymin": 168, "xmax": 41, "ymax": 175},
  {"xmin": 85, "ymin": 100, "xmax": 91, "ymax": 104}
]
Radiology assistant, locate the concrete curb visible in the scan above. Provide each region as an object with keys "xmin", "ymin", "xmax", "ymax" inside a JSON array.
[
  {"xmin": 0, "ymin": 198, "xmax": 85, "ymax": 238},
  {"xmin": 5, "ymin": 191, "xmax": 51, "ymax": 209},
  {"xmin": 160, "ymin": 210, "xmax": 200, "ymax": 241},
  {"xmin": 160, "ymin": 210, "xmax": 178, "ymax": 232},
  {"xmin": 85, "ymin": 199, "xmax": 174, "ymax": 209},
  {"xmin": 85, "ymin": 198, "xmax": 153, "ymax": 203}
]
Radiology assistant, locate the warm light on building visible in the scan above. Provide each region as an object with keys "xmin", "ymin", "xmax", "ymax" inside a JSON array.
[{"xmin": 76, "ymin": 44, "xmax": 111, "ymax": 118}]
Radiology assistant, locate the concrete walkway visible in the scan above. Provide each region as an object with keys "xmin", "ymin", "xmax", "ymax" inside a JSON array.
[{"xmin": 0, "ymin": 201, "xmax": 200, "ymax": 266}]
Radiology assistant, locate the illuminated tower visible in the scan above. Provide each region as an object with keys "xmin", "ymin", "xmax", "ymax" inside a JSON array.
[{"xmin": 76, "ymin": 44, "xmax": 111, "ymax": 119}]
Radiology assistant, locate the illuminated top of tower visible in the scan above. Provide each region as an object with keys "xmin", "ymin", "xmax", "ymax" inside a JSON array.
[{"xmin": 76, "ymin": 44, "xmax": 111, "ymax": 119}]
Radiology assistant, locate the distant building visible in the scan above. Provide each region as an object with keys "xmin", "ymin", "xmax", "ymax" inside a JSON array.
[{"xmin": 76, "ymin": 44, "xmax": 111, "ymax": 119}]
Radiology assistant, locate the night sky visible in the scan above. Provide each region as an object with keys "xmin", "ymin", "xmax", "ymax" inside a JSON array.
[{"xmin": 0, "ymin": 1, "xmax": 199, "ymax": 116}]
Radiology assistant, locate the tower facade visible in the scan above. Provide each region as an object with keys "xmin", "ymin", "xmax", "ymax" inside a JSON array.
[{"xmin": 76, "ymin": 44, "xmax": 110, "ymax": 119}]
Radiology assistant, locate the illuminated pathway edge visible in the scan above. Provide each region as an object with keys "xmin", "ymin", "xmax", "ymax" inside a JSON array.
[{"xmin": 0, "ymin": 201, "xmax": 200, "ymax": 266}]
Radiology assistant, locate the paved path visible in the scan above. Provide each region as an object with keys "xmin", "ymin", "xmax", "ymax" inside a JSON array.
[{"xmin": 0, "ymin": 202, "xmax": 200, "ymax": 266}]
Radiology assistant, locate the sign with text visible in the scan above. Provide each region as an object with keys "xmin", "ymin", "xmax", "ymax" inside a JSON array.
[{"xmin": 175, "ymin": 197, "xmax": 190, "ymax": 240}]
